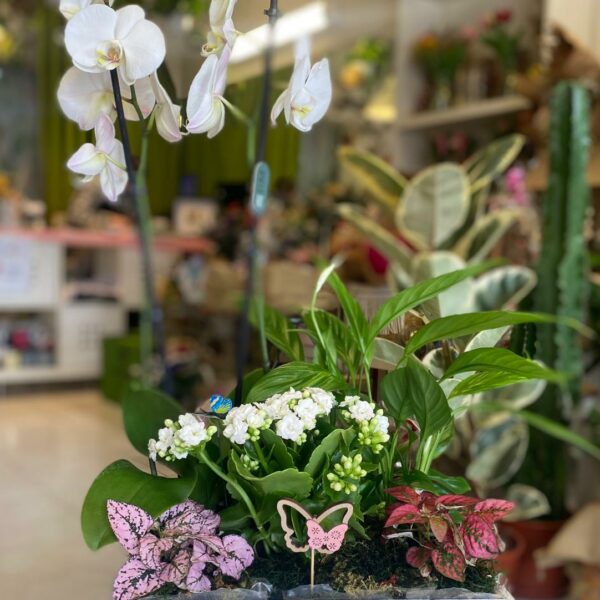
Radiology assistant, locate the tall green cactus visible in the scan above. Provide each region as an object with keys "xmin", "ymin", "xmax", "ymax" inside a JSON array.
[{"xmin": 536, "ymin": 82, "xmax": 591, "ymax": 404}]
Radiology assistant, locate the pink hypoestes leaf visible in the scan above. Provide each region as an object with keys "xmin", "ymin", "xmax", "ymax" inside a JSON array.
[
  {"xmin": 139, "ymin": 534, "xmax": 173, "ymax": 570},
  {"xmin": 160, "ymin": 548, "xmax": 192, "ymax": 586},
  {"xmin": 429, "ymin": 515, "xmax": 449, "ymax": 543},
  {"xmin": 432, "ymin": 543, "xmax": 466, "ymax": 582},
  {"xmin": 461, "ymin": 514, "xmax": 500, "ymax": 560},
  {"xmin": 436, "ymin": 495, "xmax": 479, "ymax": 508},
  {"xmin": 385, "ymin": 503, "xmax": 423, "ymax": 527},
  {"xmin": 107, "ymin": 500, "xmax": 154, "ymax": 555},
  {"xmin": 186, "ymin": 561, "xmax": 212, "ymax": 593},
  {"xmin": 386, "ymin": 486, "xmax": 421, "ymax": 505},
  {"xmin": 193, "ymin": 536, "xmax": 227, "ymax": 564},
  {"xmin": 213, "ymin": 535, "xmax": 254, "ymax": 579},
  {"xmin": 112, "ymin": 558, "xmax": 161, "ymax": 600},
  {"xmin": 475, "ymin": 499, "xmax": 515, "ymax": 523},
  {"xmin": 406, "ymin": 546, "xmax": 432, "ymax": 570},
  {"xmin": 159, "ymin": 500, "xmax": 221, "ymax": 536}
]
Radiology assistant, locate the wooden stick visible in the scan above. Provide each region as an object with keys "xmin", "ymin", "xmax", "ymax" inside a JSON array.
[{"xmin": 310, "ymin": 548, "xmax": 315, "ymax": 590}]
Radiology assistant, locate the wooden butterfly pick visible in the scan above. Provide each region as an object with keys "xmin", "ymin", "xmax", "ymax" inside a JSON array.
[{"xmin": 277, "ymin": 499, "xmax": 353, "ymax": 588}]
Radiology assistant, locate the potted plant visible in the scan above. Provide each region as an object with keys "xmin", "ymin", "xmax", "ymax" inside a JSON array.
[{"xmin": 81, "ymin": 256, "xmax": 600, "ymax": 599}]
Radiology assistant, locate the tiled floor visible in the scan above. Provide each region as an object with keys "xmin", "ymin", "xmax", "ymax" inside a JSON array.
[{"xmin": 0, "ymin": 388, "xmax": 145, "ymax": 600}]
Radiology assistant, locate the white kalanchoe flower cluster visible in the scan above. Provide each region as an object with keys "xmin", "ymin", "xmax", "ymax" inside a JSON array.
[
  {"xmin": 327, "ymin": 453, "xmax": 367, "ymax": 495},
  {"xmin": 223, "ymin": 387, "xmax": 336, "ymax": 446},
  {"xmin": 58, "ymin": 0, "xmax": 332, "ymax": 203},
  {"xmin": 340, "ymin": 395, "xmax": 391, "ymax": 453},
  {"xmin": 148, "ymin": 414, "xmax": 217, "ymax": 462}
]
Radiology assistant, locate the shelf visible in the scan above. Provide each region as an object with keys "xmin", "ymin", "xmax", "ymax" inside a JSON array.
[
  {"xmin": 0, "ymin": 366, "xmax": 97, "ymax": 385},
  {"xmin": 396, "ymin": 95, "xmax": 532, "ymax": 132},
  {"xmin": 0, "ymin": 228, "xmax": 215, "ymax": 254}
]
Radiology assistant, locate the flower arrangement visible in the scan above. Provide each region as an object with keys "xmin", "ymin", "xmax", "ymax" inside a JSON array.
[{"xmin": 480, "ymin": 10, "xmax": 521, "ymax": 85}]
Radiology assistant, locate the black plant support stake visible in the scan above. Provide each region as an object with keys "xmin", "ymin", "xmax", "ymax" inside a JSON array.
[
  {"xmin": 234, "ymin": 0, "xmax": 280, "ymax": 405},
  {"xmin": 109, "ymin": 70, "xmax": 166, "ymax": 388}
]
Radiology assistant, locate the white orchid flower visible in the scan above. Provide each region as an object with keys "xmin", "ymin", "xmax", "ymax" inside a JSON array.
[
  {"xmin": 186, "ymin": 47, "xmax": 231, "ymax": 139},
  {"xmin": 271, "ymin": 39, "xmax": 332, "ymax": 132},
  {"xmin": 57, "ymin": 67, "xmax": 155, "ymax": 130},
  {"xmin": 150, "ymin": 73, "xmax": 183, "ymax": 143},
  {"xmin": 65, "ymin": 4, "xmax": 166, "ymax": 86},
  {"xmin": 202, "ymin": 0, "xmax": 238, "ymax": 56},
  {"xmin": 59, "ymin": 0, "xmax": 114, "ymax": 20},
  {"xmin": 67, "ymin": 114, "xmax": 128, "ymax": 202}
]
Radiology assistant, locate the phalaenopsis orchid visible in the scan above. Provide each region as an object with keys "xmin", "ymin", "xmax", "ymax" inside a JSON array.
[
  {"xmin": 384, "ymin": 487, "xmax": 514, "ymax": 583},
  {"xmin": 107, "ymin": 499, "xmax": 254, "ymax": 600}
]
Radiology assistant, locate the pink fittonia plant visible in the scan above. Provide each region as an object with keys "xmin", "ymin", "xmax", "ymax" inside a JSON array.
[
  {"xmin": 107, "ymin": 499, "xmax": 254, "ymax": 600},
  {"xmin": 384, "ymin": 487, "xmax": 514, "ymax": 583}
]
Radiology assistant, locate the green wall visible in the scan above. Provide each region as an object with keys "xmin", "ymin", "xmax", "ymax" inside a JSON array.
[{"xmin": 37, "ymin": 7, "xmax": 300, "ymax": 217}]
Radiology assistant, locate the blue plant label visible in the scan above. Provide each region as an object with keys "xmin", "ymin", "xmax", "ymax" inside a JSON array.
[{"xmin": 250, "ymin": 161, "xmax": 270, "ymax": 217}]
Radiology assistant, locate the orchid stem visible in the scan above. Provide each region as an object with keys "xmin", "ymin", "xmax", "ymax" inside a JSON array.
[{"xmin": 109, "ymin": 70, "xmax": 165, "ymax": 388}]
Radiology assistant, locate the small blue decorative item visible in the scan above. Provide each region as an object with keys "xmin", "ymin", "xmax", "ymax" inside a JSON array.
[{"xmin": 209, "ymin": 394, "xmax": 233, "ymax": 415}]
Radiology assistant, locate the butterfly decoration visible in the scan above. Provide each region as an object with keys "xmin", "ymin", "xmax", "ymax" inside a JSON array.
[
  {"xmin": 276, "ymin": 499, "xmax": 353, "ymax": 555},
  {"xmin": 209, "ymin": 394, "xmax": 233, "ymax": 415}
]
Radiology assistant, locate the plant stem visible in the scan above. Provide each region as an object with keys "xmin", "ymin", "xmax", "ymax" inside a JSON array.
[
  {"xmin": 198, "ymin": 448, "xmax": 271, "ymax": 553},
  {"xmin": 109, "ymin": 71, "xmax": 165, "ymax": 387},
  {"xmin": 252, "ymin": 439, "xmax": 270, "ymax": 473}
]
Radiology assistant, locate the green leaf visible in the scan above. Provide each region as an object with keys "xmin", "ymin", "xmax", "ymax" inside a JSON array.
[
  {"xmin": 230, "ymin": 453, "xmax": 313, "ymax": 498},
  {"xmin": 261, "ymin": 429, "xmax": 294, "ymax": 469},
  {"xmin": 367, "ymin": 261, "xmax": 498, "ymax": 343},
  {"xmin": 371, "ymin": 337, "xmax": 405, "ymax": 371},
  {"xmin": 246, "ymin": 362, "xmax": 346, "ymax": 404},
  {"xmin": 122, "ymin": 388, "xmax": 184, "ymax": 456},
  {"xmin": 326, "ymin": 269, "xmax": 369, "ymax": 356},
  {"xmin": 381, "ymin": 361, "xmax": 452, "ymax": 440},
  {"xmin": 467, "ymin": 416, "xmax": 529, "ymax": 489},
  {"xmin": 411, "ymin": 251, "xmax": 476, "ymax": 319},
  {"xmin": 443, "ymin": 348, "xmax": 565, "ymax": 383},
  {"xmin": 454, "ymin": 210, "xmax": 519, "ymax": 264},
  {"xmin": 403, "ymin": 311, "xmax": 591, "ymax": 358},
  {"xmin": 304, "ymin": 429, "xmax": 355, "ymax": 479},
  {"xmin": 251, "ymin": 302, "xmax": 304, "ymax": 362},
  {"xmin": 395, "ymin": 470, "xmax": 470, "ymax": 495},
  {"xmin": 81, "ymin": 460, "xmax": 196, "ymax": 550},
  {"xmin": 337, "ymin": 203, "xmax": 413, "ymax": 275},
  {"xmin": 396, "ymin": 163, "xmax": 470, "ymax": 249},
  {"xmin": 338, "ymin": 146, "xmax": 407, "ymax": 212},
  {"xmin": 464, "ymin": 134, "xmax": 525, "ymax": 194},
  {"xmin": 219, "ymin": 502, "xmax": 253, "ymax": 531},
  {"xmin": 471, "ymin": 401, "xmax": 600, "ymax": 461}
]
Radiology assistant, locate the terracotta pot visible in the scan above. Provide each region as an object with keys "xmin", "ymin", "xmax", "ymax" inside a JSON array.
[
  {"xmin": 503, "ymin": 519, "xmax": 569, "ymax": 599},
  {"xmin": 494, "ymin": 524, "xmax": 526, "ymax": 586}
]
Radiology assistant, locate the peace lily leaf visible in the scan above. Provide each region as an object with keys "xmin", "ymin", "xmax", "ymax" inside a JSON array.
[
  {"xmin": 303, "ymin": 309, "xmax": 354, "ymax": 369},
  {"xmin": 465, "ymin": 327, "xmax": 509, "ymax": 352},
  {"xmin": 337, "ymin": 203, "xmax": 413, "ymax": 275},
  {"xmin": 250, "ymin": 302, "xmax": 304, "ymax": 362},
  {"xmin": 81, "ymin": 460, "xmax": 196, "ymax": 550},
  {"xmin": 467, "ymin": 416, "xmax": 529, "ymax": 489},
  {"xmin": 246, "ymin": 362, "xmax": 346, "ymax": 404},
  {"xmin": 229, "ymin": 369, "xmax": 265, "ymax": 405},
  {"xmin": 443, "ymin": 348, "xmax": 564, "ymax": 384},
  {"xmin": 454, "ymin": 210, "xmax": 519, "ymax": 264},
  {"xmin": 403, "ymin": 311, "xmax": 591, "ymax": 358},
  {"xmin": 473, "ymin": 266, "xmax": 537, "ymax": 312},
  {"xmin": 470, "ymin": 401, "xmax": 600, "ymax": 461},
  {"xmin": 503, "ymin": 484, "xmax": 551, "ymax": 522},
  {"xmin": 396, "ymin": 163, "xmax": 470, "ymax": 249},
  {"xmin": 367, "ymin": 260, "xmax": 498, "ymax": 344},
  {"xmin": 371, "ymin": 337, "xmax": 405, "ymax": 371},
  {"xmin": 479, "ymin": 378, "xmax": 546, "ymax": 410},
  {"xmin": 338, "ymin": 146, "xmax": 407, "ymax": 211},
  {"xmin": 123, "ymin": 388, "xmax": 184, "ymax": 456},
  {"xmin": 450, "ymin": 368, "xmax": 559, "ymax": 398},
  {"xmin": 395, "ymin": 470, "xmax": 471, "ymax": 495},
  {"xmin": 411, "ymin": 251, "xmax": 476, "ymax": 319},
  {"xmin": 464, "ymin": 134, "xmax": 525, "ymax": 194},
  {"xmin": 381, "ymin": 361, "xmax": 452, "ymax": 440}
]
